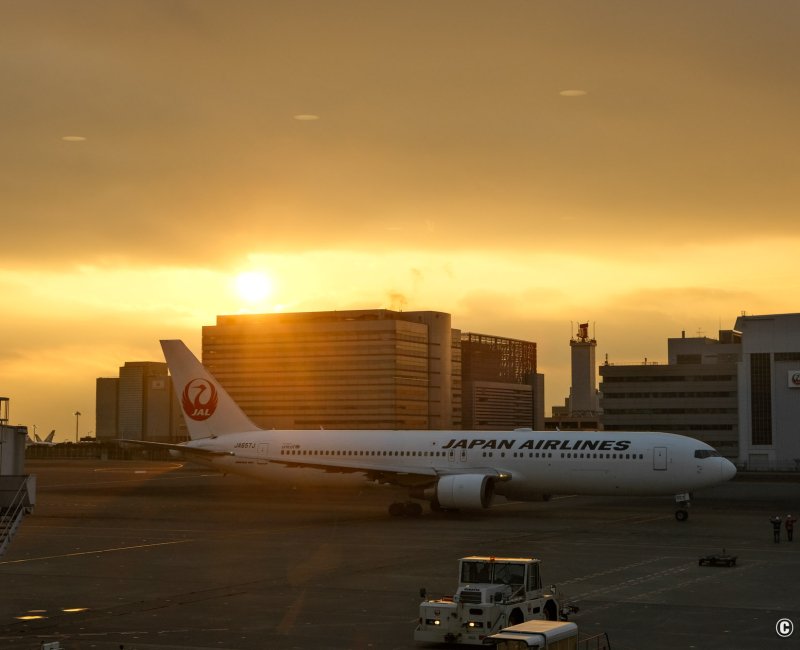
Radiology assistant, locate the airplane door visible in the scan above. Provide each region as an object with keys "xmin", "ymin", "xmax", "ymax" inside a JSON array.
[
  {"xmin": 257, "ymin": 443, "xmax": 269, "ymax": 464},
  {"xmin": 653, "ymin": 446, "xmax": 667, "ymax": 471},
  {"xmin": 447, "ymin": 449, "xmax": 467, "ymax": 463}
]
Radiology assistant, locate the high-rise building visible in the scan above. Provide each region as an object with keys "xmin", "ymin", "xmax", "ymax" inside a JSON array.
[
  {"xmin": 202, "ymin": 310, "xmax": 460, "ymax": 430},
  {"xmin": 599, "ymin": 330, "xmax": 741, "ymax": 459},
  {"xmin": 460, "ymin": 333, "xmax": 544, "ymax": 430},
  {"xmin": 96, "ymin": 362, "xmax": 180, "ymax": 442}
]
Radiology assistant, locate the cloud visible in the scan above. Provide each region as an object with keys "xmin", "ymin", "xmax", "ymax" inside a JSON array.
[{"xmin": 4, "ymin": 2, "xmax": 800, "ymax": 268}]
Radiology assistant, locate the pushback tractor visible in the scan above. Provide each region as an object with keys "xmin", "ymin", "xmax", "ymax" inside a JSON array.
[{"xmin": 415, "ymin": 556, "xmax": 560, "ymax": 645}]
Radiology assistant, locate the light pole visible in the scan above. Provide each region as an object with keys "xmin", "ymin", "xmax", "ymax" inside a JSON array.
[{"xmin": 74, "ymin": 411, "xmax": 81, "ymax": 443}]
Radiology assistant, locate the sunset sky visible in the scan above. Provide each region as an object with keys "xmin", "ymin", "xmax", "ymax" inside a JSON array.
[{"xmin": 3, "ymin": 1, "xmax": 799, "ymax": 441}]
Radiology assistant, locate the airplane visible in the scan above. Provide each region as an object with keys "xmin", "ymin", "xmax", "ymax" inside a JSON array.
[
  {"xmin": 123, "ymin": 340, "xmax": 737, "ymax": 521},
  {"xmin": 34, "ymin": 430, "xmax": 56, "ymax": 445},
  {"xmin": 26, "ymin": 429, "xmax": 56, "ymax": 447}
]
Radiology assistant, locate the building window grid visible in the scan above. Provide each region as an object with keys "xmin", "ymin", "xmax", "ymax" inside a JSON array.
[{"xmin": 750, "ymin": 353, "xmax": 772, "ymax": 445}]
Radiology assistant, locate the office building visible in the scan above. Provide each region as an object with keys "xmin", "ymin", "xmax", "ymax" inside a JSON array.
[
  {"xmin": 599, "ymin": 330, "xmax": 741, "ymax": 459},
  {"xmin": 202, "ymin": 310, "xmax": 460, "ymax": 430},
  {"xmin": 460, "ymin": 333, "xmax": 544, "ymax": 430},
  {"xmin": 96, "ymin": 361, "xmax": 181, "ymax": 442}
]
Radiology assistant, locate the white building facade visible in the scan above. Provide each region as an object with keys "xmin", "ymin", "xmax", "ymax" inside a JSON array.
[{"xmin": 735, "ymin": 313, "xmax": 800, "ymax": 470}]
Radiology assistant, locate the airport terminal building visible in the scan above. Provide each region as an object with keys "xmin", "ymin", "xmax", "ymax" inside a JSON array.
[{"xmin": 735, "ymin": 313, "xmax": 800, "ymax": 470}]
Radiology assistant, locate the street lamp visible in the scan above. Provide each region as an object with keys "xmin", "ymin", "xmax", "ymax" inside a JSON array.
[{"xmin": 74, "ymin": 411, "xmax": 81, "ymax": 443}]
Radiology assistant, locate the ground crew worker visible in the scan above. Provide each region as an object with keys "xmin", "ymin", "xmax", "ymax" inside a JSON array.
[
  {"xmin": 770, "ymin": 515, "xmax": 782, "ymax": 543},
  {"xmin": 785, "ymin": 514, "xmax": 796, "ymax": 542}
]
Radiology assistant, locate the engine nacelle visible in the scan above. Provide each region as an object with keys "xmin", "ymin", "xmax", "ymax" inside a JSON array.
[{"xmin": 436, "ymin": 474, "xmax": 494, "ymax": 509}]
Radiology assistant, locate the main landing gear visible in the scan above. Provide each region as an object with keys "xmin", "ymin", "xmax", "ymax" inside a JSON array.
[
  {"xmin": 388, "ymin": 501, "xmax": 424, "ymax": 517},
  {"xmin": 674, "ymin": 492, "xmax": 691, "ymax": 521}
]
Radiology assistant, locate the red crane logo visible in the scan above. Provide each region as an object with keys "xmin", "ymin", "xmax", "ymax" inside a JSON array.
[{"xmin": 181, "ymin": 378, "xmax": 219, "ymax": 421}]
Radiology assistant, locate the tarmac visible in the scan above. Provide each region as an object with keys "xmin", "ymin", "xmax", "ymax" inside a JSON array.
[{"xmin": 1, "ymin": 459, "xmax": 799, "ymax": 650}]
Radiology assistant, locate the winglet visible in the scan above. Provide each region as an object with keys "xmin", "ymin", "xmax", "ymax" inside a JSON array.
[{"xmin": 161, "ymin": 340, "xmax": 260, "ymax": 439}]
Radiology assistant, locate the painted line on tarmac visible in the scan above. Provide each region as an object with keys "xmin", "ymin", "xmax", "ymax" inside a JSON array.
[
  {"xmin": 0, "ymin": 539, "xmax": 193, "ymax": 565},
  {"xmin": 39, "ymin": 471, "xmax": 223, "ymax": 490},
  {"xmin": 559, "ymin": 556, "xmax": 668, "ymax": 586},
  {"xmin": 276, "ymin": 589, "xmax": 306, "ymax": 635}
]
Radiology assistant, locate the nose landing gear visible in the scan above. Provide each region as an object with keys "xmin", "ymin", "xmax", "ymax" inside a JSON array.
[{"xmin": 674, "ymin": 492, "xmax": 691, "ymax": 521}]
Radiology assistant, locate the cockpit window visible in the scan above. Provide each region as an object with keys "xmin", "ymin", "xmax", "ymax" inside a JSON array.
[{"xmin": 694, "ymin": 449, "xmax": 721, "ymax": 459}]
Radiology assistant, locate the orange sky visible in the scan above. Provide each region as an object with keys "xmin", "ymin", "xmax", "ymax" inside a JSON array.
[{"xmin": 3, "ymin": 2, "xmax": 799, "ymax": 440}]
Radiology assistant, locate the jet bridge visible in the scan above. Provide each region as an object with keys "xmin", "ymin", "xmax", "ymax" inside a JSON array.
[{"xmin": 0, "ymin": 397, "xmax": 36, "ymax": 557}]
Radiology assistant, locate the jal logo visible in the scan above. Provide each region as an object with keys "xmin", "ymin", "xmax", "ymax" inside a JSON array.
[
  {"xmin": 792, "ymin": 372, "xmax": 800, "ymax": 387},
  {"xmin": 181, "ymin": 378, "xmax": 219, "ymax": 421}
]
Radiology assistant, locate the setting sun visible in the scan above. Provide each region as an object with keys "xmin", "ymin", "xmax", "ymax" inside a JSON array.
[{"xmin": 235, "ymin": 271, "xmax": 273, "ymax": 304}]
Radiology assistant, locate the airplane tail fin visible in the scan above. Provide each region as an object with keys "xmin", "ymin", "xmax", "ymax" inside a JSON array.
[
  {"xmin": 45, "ymin": 430, "xmax": 55, "ymax": 443},
  {"xmin": 160, "ymin": 339, "xmax": 260, "ymax": 440}
]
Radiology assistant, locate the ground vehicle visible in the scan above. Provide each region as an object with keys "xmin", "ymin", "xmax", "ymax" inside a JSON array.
[
  {"xmin": 414, "ymin": 556, "xmax": 560, "ymax": 645},
  {"xmin": 483, "ymin": 620, "xmax": 611, "ymax": 650},
  {"xmin": 698, "ymin": 551, "xmax": 737, "ymax": 567}
]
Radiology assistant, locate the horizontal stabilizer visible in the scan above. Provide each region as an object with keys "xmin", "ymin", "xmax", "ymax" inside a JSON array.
[{"xmin": 119, "ymin": 439, "xmax": 232, "ymax": 458}]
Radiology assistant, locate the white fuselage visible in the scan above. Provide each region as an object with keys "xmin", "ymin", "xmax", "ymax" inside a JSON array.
[{"xmin": 177, "ymin": 428, "xmax": 736, "ymax": 498}]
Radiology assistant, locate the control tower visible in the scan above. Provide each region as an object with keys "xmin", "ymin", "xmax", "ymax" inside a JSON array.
[
  {"xmin": 568, "ymin": 323, "xmax": 600, "ymax": 415},
  {"xmin": 546, "ymin": 322, "xmax": 601, "ymax": 431}
]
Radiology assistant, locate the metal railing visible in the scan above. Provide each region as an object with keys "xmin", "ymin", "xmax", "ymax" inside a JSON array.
[{"xmin": 0, "ymin": 475, "xmax": 32, "ymax": 557}]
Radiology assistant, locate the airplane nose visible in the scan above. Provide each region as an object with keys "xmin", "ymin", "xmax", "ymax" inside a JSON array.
[{"xmin": 721, "ymin": 458, "xmax": 737, "ymax": 482}]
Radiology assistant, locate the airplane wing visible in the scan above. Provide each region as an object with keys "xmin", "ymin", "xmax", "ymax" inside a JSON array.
[
  {"xmin": 119, "ymin": 439, "xmax": 232, "ymax": 461},
  {"xmin": 268, "ymin": 455, "xmax": 508, "ymax": 488}
]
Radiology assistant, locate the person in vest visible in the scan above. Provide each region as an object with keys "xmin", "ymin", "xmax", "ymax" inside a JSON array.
[
  {"xmin": 770, "ymin": 515, "xmax": 782, "ymax": 543},
  {"xmin": 785, "ymin": 514, "xmax": 796, "ymax": 542}
]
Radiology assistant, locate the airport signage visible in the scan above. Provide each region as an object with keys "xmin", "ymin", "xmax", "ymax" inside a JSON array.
[{"xmin": 789, "ymin": 371, "xmax": 800, "ymax": 388}]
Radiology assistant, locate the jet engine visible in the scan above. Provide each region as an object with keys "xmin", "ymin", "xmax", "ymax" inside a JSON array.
[{"xmin": 436, "ymin": 474, "xmax": 495, "ymax": 509}]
